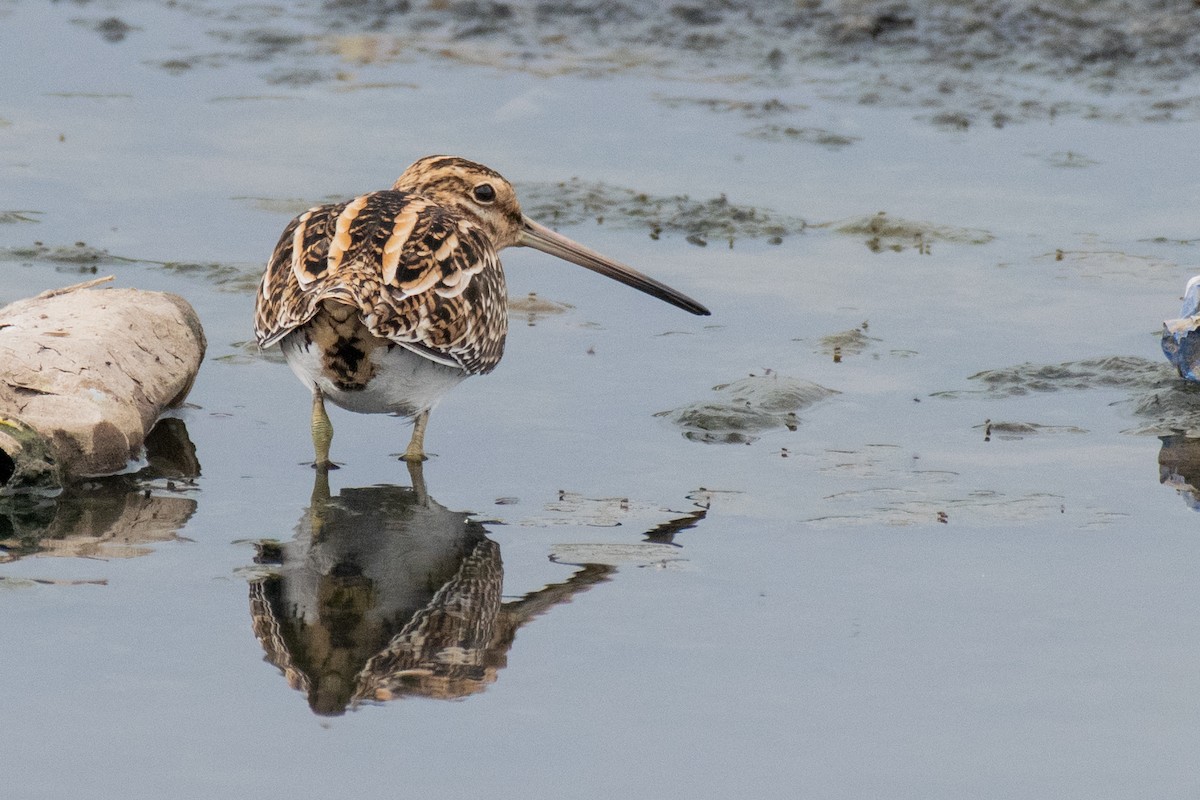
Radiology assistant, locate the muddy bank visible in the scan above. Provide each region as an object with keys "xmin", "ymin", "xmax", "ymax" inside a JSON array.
[{"xmin": 95, "ymin": 0, "xmax": 1200, "ymax": 125}]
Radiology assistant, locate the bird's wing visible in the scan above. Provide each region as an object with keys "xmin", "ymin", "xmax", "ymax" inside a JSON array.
[{"xmin": 254, "ymin": 190, "xmax": 507, "ymax": 374}]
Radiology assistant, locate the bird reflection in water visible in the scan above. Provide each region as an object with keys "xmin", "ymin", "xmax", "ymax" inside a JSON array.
[
  {"xmin": 249, "ymin": 463, "xmax": 705, "ymax": 715},
  {"xmin": 1158, "ymin": 433, "xmax": 1200, "ymax": 510}
]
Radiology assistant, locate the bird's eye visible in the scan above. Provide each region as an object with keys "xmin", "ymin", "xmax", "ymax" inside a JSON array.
[{"xmin": 473, "ymin": 183, "xmax": 496, "ymax": 204}]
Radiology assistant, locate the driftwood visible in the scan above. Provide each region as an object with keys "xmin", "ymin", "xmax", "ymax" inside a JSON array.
[{"xmin": 0, "ymin": 277, "xmax": 206, "ymax": 493}]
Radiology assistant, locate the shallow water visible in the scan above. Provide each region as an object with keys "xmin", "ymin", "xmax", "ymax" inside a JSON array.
[{"xmin": 3, "ymin": 1, "xmax": 1200, "ymax": 796}]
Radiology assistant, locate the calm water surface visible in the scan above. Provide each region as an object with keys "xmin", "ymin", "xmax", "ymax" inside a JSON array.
[{"xmin": 2, "ymin": 1, "xmax": 1200, "ymax": 797}]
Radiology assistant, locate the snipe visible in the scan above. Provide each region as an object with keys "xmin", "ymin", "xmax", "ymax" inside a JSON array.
[{"xmin": 255, "ymin": 155, "xmax": 709, "ymax": 466}]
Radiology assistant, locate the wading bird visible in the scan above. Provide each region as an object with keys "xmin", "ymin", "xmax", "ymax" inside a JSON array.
[{"xmin": 255, "ymin": 155, "xmax": 709, "ymax": 467}]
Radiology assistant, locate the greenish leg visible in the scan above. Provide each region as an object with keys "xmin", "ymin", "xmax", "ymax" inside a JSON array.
[
  {"xmin": 401, "ymin": 409, "xmax": 430, "ymax": 463},
  {"xmin": 309, "ymin": 462, "xmax": 333, "ymax": 541},
  {"xmin": 311, "ymin": 390, "xmax": 334, "ymax": 469},
  {"xmin": 405, "ymin": 458, "xmax": 428, "ymax": 505}
]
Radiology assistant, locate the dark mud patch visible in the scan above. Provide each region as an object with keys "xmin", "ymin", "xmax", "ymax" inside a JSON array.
[
  {"xmin": 936, "ymin": 355, "xmax": 1200, "ymax": 435},
  {"xmin": 158, "ymin": 261, "xmax": 261, "ymax": 292},
  {"xmin": 206, "ymin": 26, "xmax": 314, "ymax": 64},
  {"xmin": 655, "ymin": 96, "xmax": 807, "ymax": 118},
  {"xmin": 263, "ymin": 67, "xmax": 332, "ymax": 87},
  {"xmin": 943, "ymin": 356, "xmax": 1173, "ymax": 399},
  {"xmin": 825, "ymin": 211, "xmax": 994, "ymax": 252},
  {"xmin": 1124, "ymin": 382, "xmax": 1200, "ymax": 436},
  {"xmin": 520, "ymin": 179, "xmax": 806, "ymax": 245},
  {"xmin": 1142, "ymin": 236, "xmax": 1200, "ymax": 249},
  {"xmin": 131, "ymin": 1, "xmax": 1200, "ymax": 125},
  {"xmin": 656, "ymin": 97, "xmax": 863, "ymax": 150},
  {"xmin": 314, "ymin": 0, "xmax": 1200, "ymax": 84},
  {"xmin": 0, "ymin": 242, "xmax": 259, "ymax": 291},
  {"xmin": 1, "ymin": 241, "xmax": 116, "ymax": 265},
  {"xmin": 655, "ymin": 372, "xmax": 839, "ymax": 444},
  {"xmin": 75, "ymin": 16, "xmax": 138, "ymax": 44},
  {"xmin": 742, "ymin": 124, "xmax": 861, "ymax": 150}
]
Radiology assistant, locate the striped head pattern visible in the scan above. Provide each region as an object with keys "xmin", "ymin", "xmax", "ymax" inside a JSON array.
[{"xmin": 392, "ymin": 156, "xmax": 527, "ymax": 250}]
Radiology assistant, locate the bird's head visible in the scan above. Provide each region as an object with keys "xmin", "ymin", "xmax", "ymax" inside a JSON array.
[
  {"xmin": 393, "ymin": 155, "xmax": 710, "ymax": 316},
  {"xmin": 393, "ymin": 155, "xmax": 525, "ymax": 248}
]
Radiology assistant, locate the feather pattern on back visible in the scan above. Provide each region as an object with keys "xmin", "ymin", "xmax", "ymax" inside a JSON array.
[{"xmin": 254, "ymin": 190, "xmax": 507, "ymax": 375}]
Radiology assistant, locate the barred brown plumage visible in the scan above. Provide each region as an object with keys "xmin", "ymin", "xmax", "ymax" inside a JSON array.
[
  {"xmin": 255, "ymin": 191, "xmax": 505, "ymax": 373},
  {"xmin": 254, "ymin": 154, "xmax": 709, "ymax": 467}
]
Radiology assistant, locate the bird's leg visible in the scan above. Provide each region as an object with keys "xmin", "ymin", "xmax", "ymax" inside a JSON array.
[
  {"xmin": 400, "ymin": 409, "xmax": 430, "ymax": 463},
  {"xmin": 309, "ymin": 461, "xmax": 333, "ymax": 541},
  {"xmin": 311, "ymin": 390, "xmax": 335, "ymax": 469},
  {"xmin": 405, "ymin": 458, "xmax": 428, "ymax": 505}
]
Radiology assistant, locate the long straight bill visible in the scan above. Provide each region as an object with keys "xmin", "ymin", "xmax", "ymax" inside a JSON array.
[{"xmin": 518, "ymin": 217, "xmax": 711, "ymax": 316}]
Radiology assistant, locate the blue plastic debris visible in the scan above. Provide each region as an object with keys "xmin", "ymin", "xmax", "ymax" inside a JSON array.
[{"xmin": 1163, "ymin": 275, "xmax": 1200, "ymax": 381}]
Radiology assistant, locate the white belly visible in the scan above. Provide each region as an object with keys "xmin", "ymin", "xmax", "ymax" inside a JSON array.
[{"xmin": 280, "ymin": 329, "xmax": 469, "ymax": 418}]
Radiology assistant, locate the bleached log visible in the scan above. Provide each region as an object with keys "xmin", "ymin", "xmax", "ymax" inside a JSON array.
[{"xmin": 0, "ymin": 277, "xmax": 206, "ymax": 493}]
